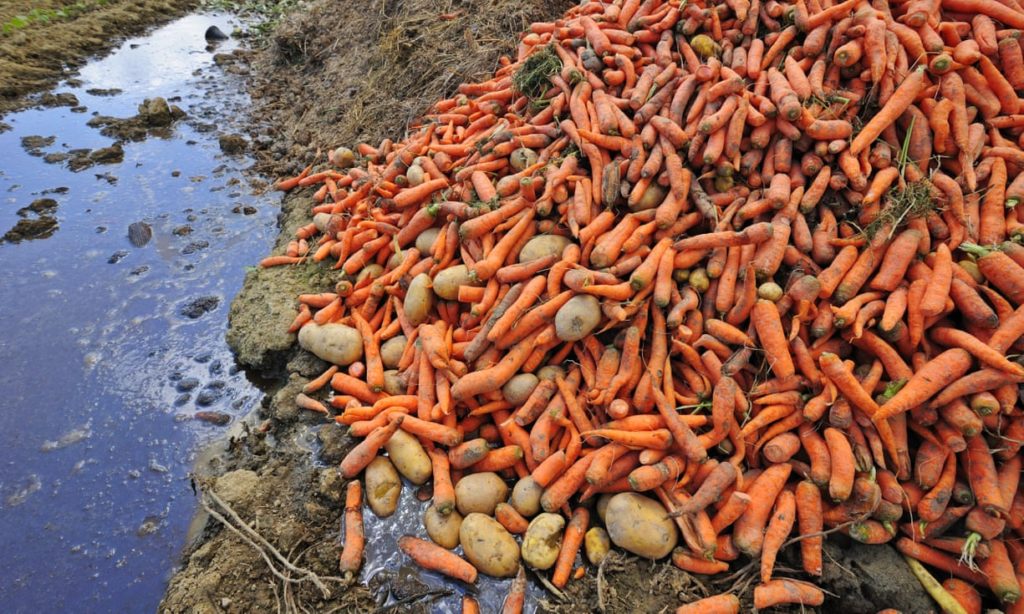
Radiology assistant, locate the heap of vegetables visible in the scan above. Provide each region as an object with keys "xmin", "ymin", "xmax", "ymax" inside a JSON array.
[{"xmin": 266, "ymin": 0, "xmax": 1024, "ymax": 610}]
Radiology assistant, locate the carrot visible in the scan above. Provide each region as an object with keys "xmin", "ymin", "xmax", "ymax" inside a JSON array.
[
  {"xmin": 751, "ymin": 300, "xmax": 795, "ymax": 378},
  {"xmin": 338, "ymin": 480, "xmax": 364, "ymax": 573},
  {"xmin": 753, "ymin": 579, "xmax": 824, "ymax": 609},
  {"xmin": 340, "ymin": 417, "xmax": 404, "ymax": 478},
  {"xmin": 875, "ymin": 349, "xmax": 973, "ymax": 422},
  {"xmin": 850, "ymin": 67, "xmax": 925, "ymax": 155},
  {"xmin": 760, "ymin": 489, "xmax": 796, "ymax": 582},
  {"xmin": 398, "ymin": 536, "xmax": 477, "ymax": 583},
  {"xmin": 552, "ymin": 507, "xmax": 588, "ymax": 588},
  {"xmin": 733, "ymin": 463, "xmax": 792, "ymax": 556},
  {"xmin": 675, "ymin": 594, "xmax": 740, "ymax": 614},
  {"xmin": 980, "ymin": 540, "xmax": 1021, "ymax": 603},
  {"xmin": 942, "ymin": 578, "xmax": 982, "ymax": 614},
  {"xmin": 494, "ymin": 502, "xmax": 529, "ymax": 535},
  {"xmin": 964, "ymin": 433, "xmax": 1008, "ymax": 517}
]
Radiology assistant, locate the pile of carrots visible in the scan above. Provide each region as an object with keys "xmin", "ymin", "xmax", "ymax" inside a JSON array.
[{"xmin": 264, "ymin": 0, "xmax": 1024, "ymax": 610}]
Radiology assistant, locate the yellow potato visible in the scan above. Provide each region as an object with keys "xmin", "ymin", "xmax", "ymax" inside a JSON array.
[
  {"xmin": 459, "ymin": 513, "xmax": 520, "ymax": 577},
  {"xmin": 455, "ymin": 472, "xmax": 509, "ymax": 515},
  {"xmin": 364, "ymin": 456, "xmax": 401, "ymax": 518},
  {"xmin": 510, "ymin": 476, "xmax": 544, "ymax": 518},
  {"xmin": 502, "ymin": 373, "xmax": 539, "ymax": 406},
  {"xmin": 424, "ymin": 504, "xmax": 463, "ymax": 549},
  {"xmin": 518, "ymin": 234, "xmax": 571, "ymax": 263},
  {"xmin": 433, "ymin": 264, "xmax": 478, "ymax": 301},
  {"xmin": 585, "ymin": 527, "xmax": 611, "ymax": 565},
  {"xmin": 604, "ymin": 493, "xmax": 678, "ymax": 559},
  {"xmin": 555, "ymin": 294, "xmax": 601, "ymax": 341},
  {"xmin": 384, "ymin": 428, "xmax": 431, "ymax": 485},
  {"xmin": 404, "ymin": 273, "xmax": 433, "ymax": 326},
  {"xmin": 297, "ymin": 322, "xmax": 363, "ymax": 365},
  {"xmin": 521, "ymin": 512, "xmax": 565, "ymax": 570},
  {"xmin": 379, "ymin": 335, "xmax": 407, "ymax": 369}
]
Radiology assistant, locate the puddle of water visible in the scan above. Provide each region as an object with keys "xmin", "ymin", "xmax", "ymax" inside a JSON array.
[
  {"xmin": 360, "ymin": 482, "xmax": 548, "ymax": 613},
  {"xmin": 0, "ymin": 14, "xmax": 279, "ymax": 612}
]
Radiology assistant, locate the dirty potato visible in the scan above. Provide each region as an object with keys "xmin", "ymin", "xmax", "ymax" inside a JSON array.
[
  {"xmin": 510, "ymin": 476, "xmax": 544, "ymax": 518},
  {"xmin": 604, "ymin": 492, "xmax": 678, "ymax": 559},
  {"xmin": 459, "ymin": 513, "xmax": 520, "ymax": 577},
  {"xmin": 297, "ymin": 322, "xmax": 363, "ymax": 365},
  {"xmin": 502, "ymin": 373, "xmax": 539, "ymax": 406},
  {"xmin": 585, "ymin": 527, "xmax": 611, "ymax": 564},
  {"xmin": 384, "ymin": 429, "xmax": 431, "ymax": 485},
  {"xmin": 518, "ymin": 234, "xmax": 571, "ymax": 263},
  {"xmin": 554, "ymin": 294, "xmax": 601, "ymax": 341},
  {"xmin": 455, "ymin": 472, "xmax": 508, "ymax": 515},
  {"xmin": 379, "ymin": 335, "xmax": 407, "ymax": 369},
  {"xmin": 404, "ymin": 273, "xmax": 433, "ymax": 326},
  {"xmin": 521, "ymin": 512, "xmax": 566, "ymax": 570},
  {"xmin": 432, "ymin": 264, "xmax": 478, "ymax": 301},
  {"xmin": 364, "ymin": 456, "xmax": 401, "ymax": 518},
  {"xmin": 424, "ymin": 504, "xmax": 463, "ymax": 549}
]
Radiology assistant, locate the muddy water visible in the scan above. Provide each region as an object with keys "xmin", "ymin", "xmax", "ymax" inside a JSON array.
[{"xmin": 0, "ymin": 15, "xmax": 279, "ymax": 612}]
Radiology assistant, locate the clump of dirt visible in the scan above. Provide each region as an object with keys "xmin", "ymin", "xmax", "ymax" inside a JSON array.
[
  {"xmin": 3, "ymin": 197, "xmax": 59, "ymax": 242},
  {"xmin": 87, "ymin": 96, "xmax": 186, "ymax": 141},
  {"xmin": 0, "ymin": 0, "xmax": 197, "ymax": 117},
  {"xmin": 244, "ymin": 0, "xmax": 576, "ymax": 179}
]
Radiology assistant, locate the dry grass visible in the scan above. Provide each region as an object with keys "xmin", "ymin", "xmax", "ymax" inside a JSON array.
[
  {"xmin": 247, "ymin": 0, "xmax": 574, "ymax": 177},
  {"xmin": 0, "ymin": 0, "xmax": 195, "ymax": 114}
]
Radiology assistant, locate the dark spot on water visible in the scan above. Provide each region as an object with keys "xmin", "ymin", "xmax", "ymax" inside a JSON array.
[
  {"xmin": 85, "ymin": 88, "xmax": 123, "ymax": 97},
  {"xmin": 194, "ymin": 352, "xmax": 212, "ymax": 364},
  {"xmin": 91, "ymin": 144, "xmax": 124, "ymax": 164},
  {"xmin": 96, "ymin": 226, "xmax": 107, "ymax": 233},
  {"xmin": 129, "ymin": 265, "xmax": 149, "ymax": 276},
  {"xmin": 172, "ymin": 225, "xmax": 192, "ymax": 236},
  {"xmin": 44, "ymin": 152, "xmax": 71, "ymax": 164},
  {"xmin": 181, "ymin": 240, "xmax": 209, "ymax": 254},
  {"xmin": 128, "ymin": 221, "xmax": 153, "ymax": 247},
  {"xmin": 21, "ymin": 135, "xmax": 55, "ymax": 156},
  {"xmin": 108, "ymin": 250, "xmax": 128, "ymax": 264},
  {"xmin": 3, "ymin": 216, "xmax": 58, "ymax": 243},
  {"xmin": 19, "ymin": 198, "xmax": 58, "ymax": 216},
  {"xmin": 38, "ymin": 92, "xmax": 79, "ymax": 108},
  {"xmin": 195, "ymin": 388, "xmax": 221, "ymax": 407},
  {"xmin": 174, "ymin": 394, "xmax": 191, "ymax": 406},
  {"xmin": 176, "ymin": 377, "xmax": 200, "ymax": 392},
  {"xmin": 205, "ymin": 25, "xmax": 229, "ymax": 41},
  {"xmin": 179, "ymin": 295, "xmax": 220, "ymax": 319},
  {"xmin": 218, "ymin": 133, "xmax": 247, "ymax": 154},
  {"xmin": 208, "ymin": 360, "xmax": 222, "ymax": 375},
  {"xmin": 94, "ymin": 173, "xmax": 118, "ymax": 185},
  {"xmin": 171, "ymin": 170, "xmax": 181, "ymax": 177},
  {"xmin": 41, "ymin": 186, "xmax": 69, "ymax": 195},
  {"xmin": 71, "ymin": 106, "xmax": 88, "ymax": 113},
  {"xmin": 137, "ymin": 516, "xmax": 162, "ymax": 537}
]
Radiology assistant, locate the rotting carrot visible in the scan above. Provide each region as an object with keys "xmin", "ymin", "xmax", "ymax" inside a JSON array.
[{"xmin": 398, "ymin": 536, "xmax": 477, "ymax": 583}]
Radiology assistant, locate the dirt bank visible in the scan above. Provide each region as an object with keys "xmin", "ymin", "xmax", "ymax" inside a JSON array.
[
  {"xmin": 0, "ymin": 0, "xmax": 197, "ymax": 117},
  {"xmin": 161, "ymin": 0, "xmax": 935, "ymax": 611}
]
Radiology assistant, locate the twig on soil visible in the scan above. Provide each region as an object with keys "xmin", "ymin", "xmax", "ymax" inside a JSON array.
[
  {"xmin": 530, "ymin": 567, "xmax": 568, "ymax": 601},
  {"xmin": 198, "ymin": 481, "xmax": 349, "ymax": 606}
]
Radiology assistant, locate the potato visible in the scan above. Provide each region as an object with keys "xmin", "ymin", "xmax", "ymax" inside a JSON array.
[
  {"xmin": 585, "ymin": 527, "xmax": 611, "ymax": 564},
  {"xmin": 333, "ymin": 146, "xmax": 355, "ymax": 168},
  {"xmin": 356, "ymin": 264, "xmax": 384, "ymax": 284},
  {"xmin": 521, "ymin": 513, "xmax": 565, "ymax": 570},
  {"xmin": 406, "ymin": 164, "xmax": 426, "ymax": 187},
  {"xmin": 518, "ymin": 235, "xmax": 571, "ymax": 263},
  {"xmin": 455, "ymin": 472, "xmax": 509, "ymax": 515},
  {"xmin": 604, "ymin": 493, "xmax": 678, "ymax": 559},
  {"xmin": 510, "ymin": 476, "xmax": 544, "ymax": 517},
  {"xmin": 502, "ymin": 373, "xmax": 539, "ymax": 406},
  {"xmin": 313, "ymin": 212, "xmax": 333, "ymax": 233},
  {"xmin": 536, "ymin": 365, "xmax": 565, "ymax": 382},
  {"xmin": 433, "ymin": 264, "xmax": 478, "ymax": 301},
  {"xmin": 379, "ymin": 335, "xmax": 407, "ymax": 369},
  {"xmin": 383, "ymin": 370, "xmax": 404, "ymax": 395},
  {"xmin": 630, "ymin": 182, "xmax": 667, "ymax": 212},
  {"xmin": 364, "ymin": 456, "xmax": 401, "ymax": 518},
  {"xmin": 424, "ymin": 504, "xmax": 463, "ymax": 549},
  {"xmin": 404, "ymin": 273, "xmax": 433, "ymax": 326},
  {"xmin": 596, "ymin": 494, "xmax": 613, "ymax": 523},
  {"xmin": 758, "ymin": 282, "xmax": 784, "ymax": 301},
  {"xmin": 384, "ymin": 428, "xmax": 431, "ymax": 484},
  {"xmin": 459, "ymin": 513, "xmax": 520, "ymax": 577},
  {"xmin": 510, "ymin": 147, "xmax": 538, "ymax": 172},
  {"xmin": 555, "ymin": 294, "xmax": 601, "ymax": 341},
  {"xmin": 415, "ymin": 227, "xmax": 441, "ymax": 256},
  {"xmin": 297, "ymin": 322, "xmax": 363, "ymax": 365}
]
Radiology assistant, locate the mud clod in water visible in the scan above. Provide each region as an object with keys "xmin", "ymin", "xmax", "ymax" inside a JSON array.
[
  {"xmin": 128, "ymin": 221, "xmax": 153, "ymax": 247},
  {"xmin": 180, "ymin": 295, "xmax": 221, "ymax": 319},
  {"xmin": 3, "ymin": 198, "xmax": 59, "ymax": 243},
  {"xmin": 20, "ymin": 135, "xmax": 55, "ymax": 156},
  {"xmin": 87, "ymin": 97, "xmax": 186, "ymax": 141},
  {"xmin": 218, "ymin": 133, "xmax": 247, "ymax": 154}
]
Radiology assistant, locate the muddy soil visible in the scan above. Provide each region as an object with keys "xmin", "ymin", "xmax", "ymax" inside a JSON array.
[
  {"xmin": 161, "ymin": 0, "xmax": 935, "ymax": 611},
  {"xmin": 0, "ymin": 0, "xmax": 199, "ymax": 116}
]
